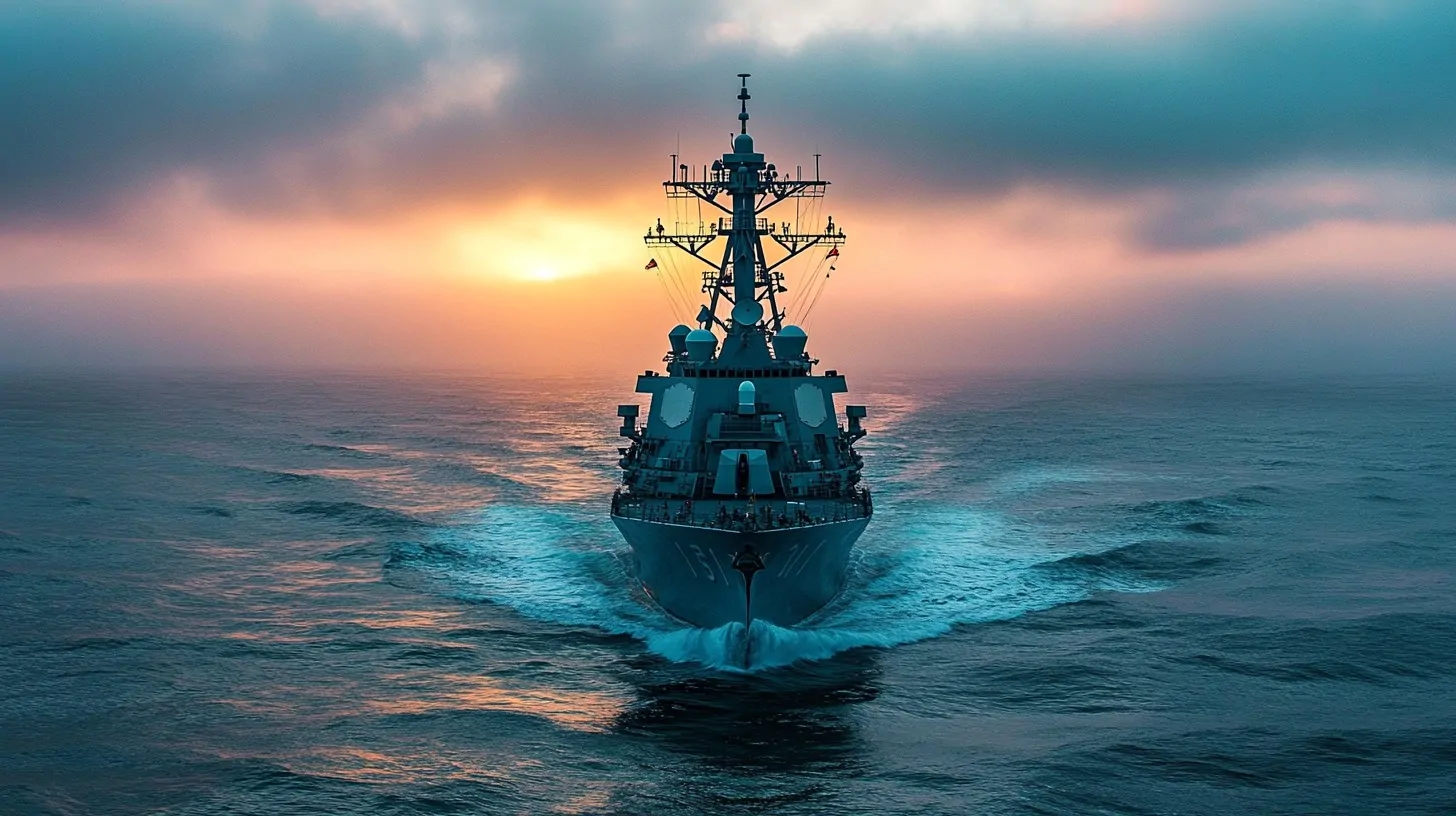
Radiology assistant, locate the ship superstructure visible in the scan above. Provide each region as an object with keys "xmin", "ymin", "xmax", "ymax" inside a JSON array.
[{"xmin": 611, "ymin": 75, "xmax": 871, "ymax": 636}]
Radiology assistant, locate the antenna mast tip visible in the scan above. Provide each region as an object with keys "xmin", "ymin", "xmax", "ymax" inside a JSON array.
[{"xmin": 736, "ymin": 74, "xmax": 752, "ymax": 133}]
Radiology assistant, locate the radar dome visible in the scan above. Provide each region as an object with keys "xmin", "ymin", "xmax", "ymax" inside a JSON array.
[
  {"xmin": 737, "ymin": 380, "xmax": 757, "ymax": 415},
  {"xmin": 772, "ymin": 324, "xmax": 808, "ymax": 360},
  {"xmin": 733, "ymin": 132, "xmax": 754, "ymax": 154},
  {"xmin": 667, "ymin": 324, "xmax": 692, "ymax": 355},
  {"xmin": 685, "ymin": 329, "xmax": 718, "ymax": 362}
]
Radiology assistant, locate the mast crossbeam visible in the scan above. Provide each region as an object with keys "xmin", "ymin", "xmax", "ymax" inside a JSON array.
[
  {"xmin": 647, "ymin": 75, "xmax": 846, "ymax": 335},
  {"xmin": 762, "ymin": 236, "xmax": 841, "ymax": 276},
  {"xmin": 662, "ymin": 181, "xmax": 732, "ymax": 214},
  {"xmin": 757, "ymin": 181, "xmax": 829, "ymax": 214},
  {"xmin": 769, "ymin": 232, "xmax": 846, "ymax": 250},
  {"xmin": 645, "ymin": 234, "xmax": 717, "ymax": 255},
  {"xmin": 647, "ymin": 222, "xmax": 842, "ymax": 247}
]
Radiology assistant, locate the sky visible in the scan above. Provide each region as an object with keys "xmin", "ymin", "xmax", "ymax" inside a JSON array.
[{"xmin": 3, "ymin": 0, "xmax": 1456, "ymax": 375}]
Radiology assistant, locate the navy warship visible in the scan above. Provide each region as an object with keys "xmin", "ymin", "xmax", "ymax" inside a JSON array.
[{"xmin": 611, "ymin": 75, "xmax": 872, "ymax": 638}]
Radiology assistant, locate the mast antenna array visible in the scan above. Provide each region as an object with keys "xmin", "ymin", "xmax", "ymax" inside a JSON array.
[
  {"xmin": 737, "ymin": 73, "xmax": 751, "ymax": 134},
  {"xmin": 646, "ymin": 75, "xmax": 846, "ymax": 334}
]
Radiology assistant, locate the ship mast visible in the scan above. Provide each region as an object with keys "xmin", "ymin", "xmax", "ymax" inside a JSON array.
[{"xmin": 645, "ymin": 74, "xmax": 847, "ymax": 337}]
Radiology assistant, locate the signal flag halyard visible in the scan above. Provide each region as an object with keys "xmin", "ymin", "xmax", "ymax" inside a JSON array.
[{"xmin": 644, "ymin": 258, "xmax": 658, "ymax": 270}]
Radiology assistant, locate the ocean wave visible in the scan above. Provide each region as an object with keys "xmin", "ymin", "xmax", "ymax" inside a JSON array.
[
  {"xmin": 263, "ymin": 470, "xmax": 319, "ymax": 485},
  {"xmin": 1181, "ymin": 520, "xmax": 1228, "ymax": 534},
  {"xmin": 1174, "ymin": 613, "xmax": 1456, "ymax": 685},
  {"xmin": 1114, "ymin": 485, "xmax": 1279, "ymax": 535},
  {"xmin": 1359, "ymin": 493, "xmax": 1404, "ymax": 503},
  {"xmin": 1038, "ymin": 539, "xmax": 1224, "ymax": 583},
  {"xmin": 1130, "ymin": 495, "xmax": 1241, "ymax": 521},
  {"xmin": 281, "ymin": 501, "xmax": 429, "ymax": 530},
  {"xmin": 0, "ymin": 527, "xmax": 25, "ymax": 554},
  {"xmin": 395, "ymin": 502, "xmax": 1168, "ymax": 672},
  {"xmin": 321, "ymin": 541, "xmax": 391, "ymax": 561},
  {"xmin": 302, "ymin": 442, "xmax": 384, "ymax": 458}
]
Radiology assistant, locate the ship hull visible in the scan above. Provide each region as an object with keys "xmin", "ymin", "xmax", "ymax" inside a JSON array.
[{"xmin": 612, "ymin": 516, "xmax": 869, "ymax": 629}]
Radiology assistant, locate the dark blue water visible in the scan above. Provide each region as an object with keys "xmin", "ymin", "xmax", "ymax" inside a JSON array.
[{"xmin": 2, "ymin": 372, "xmax": 1453, "ymax": 814}]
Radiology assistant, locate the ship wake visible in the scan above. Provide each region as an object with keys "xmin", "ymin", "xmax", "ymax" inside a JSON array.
[{"xmin": 389, "ymin": 503, "xmax": 1167, "ymax": 672}]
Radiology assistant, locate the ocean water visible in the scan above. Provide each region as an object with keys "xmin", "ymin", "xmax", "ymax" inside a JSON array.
[{"xmin": 1, "ymin": 372, "xmax": 1453, "ymax": 815}]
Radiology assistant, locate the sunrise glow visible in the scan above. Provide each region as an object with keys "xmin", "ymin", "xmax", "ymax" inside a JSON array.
[{"xmin": 2, "ymin": 1, "xmax": 1455, "ymax": 374}]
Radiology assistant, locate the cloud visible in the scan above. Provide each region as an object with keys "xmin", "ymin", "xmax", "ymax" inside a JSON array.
[
  {"xmin": 1131, "ymin": 170, "xmax": 1456, "ymax": 251},
  {"xmin": 7, "ymin": 0, "xmax": 1456, "ymax": 228},
  {"xmin": 815, "ymin": 277, "xmax": 1456, "ymax": 376},
  {"xmin": 801, "ymin": 1, "xmax": 1456, "ymax": 190},
  {"xmin": 0, "ymin": 1, "xmax": 430, "ymax": 222},
  {"xmin": 6, "ymin": 272, "xmax": 1455, "ymax": 375},
  {"xmin": 212, "ymin": 0, "xmax": 1456, "ymax": 265}
]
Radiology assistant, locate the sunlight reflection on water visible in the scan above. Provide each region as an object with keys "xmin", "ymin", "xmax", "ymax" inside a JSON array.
[
  {"xmin": 367, "ymin": 672, "xmax": 631, "ymax": 733},
  {"xmin": 9, "ymin": 373, "xmax": 1453, "ymax": 814}
]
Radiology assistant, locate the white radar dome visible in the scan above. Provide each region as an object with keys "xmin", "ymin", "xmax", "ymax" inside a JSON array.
[
  {"xmin": 685, "ymin": 329, "xmax": 718, "ymax": 362},
  {"xmin": 737, "ymin": 380, "xmax": 757, "ymax": 415},
  {"xmin": 667, "ymin": 324, "xmax": 692, "ymax": 355},
  {"xmin": 772, "ymin": 325, "xmax": 808, "ymax": 360}
]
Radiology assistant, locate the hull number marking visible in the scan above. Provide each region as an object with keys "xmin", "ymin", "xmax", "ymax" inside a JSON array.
[{"xmin": 689, "ymin": 542, "xmax": 717, "ymax": 583}]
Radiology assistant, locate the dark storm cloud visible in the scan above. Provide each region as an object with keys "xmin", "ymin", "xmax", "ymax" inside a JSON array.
[
  {"xmin": 0, "ymin": 1, "xmax": 429, "ymax": 221},
  {"xmin": 788, "ymin": 2, "xmax": 1456, "ymax": 190},
  {"xmin": 5, "ymin": 0, "xmax": 1456, "ymax": 236}
]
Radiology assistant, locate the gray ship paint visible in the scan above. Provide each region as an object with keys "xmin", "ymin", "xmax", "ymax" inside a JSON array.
[{"xmin": 612, "ymin": 76, "xmax": 871, "ymax": 656}]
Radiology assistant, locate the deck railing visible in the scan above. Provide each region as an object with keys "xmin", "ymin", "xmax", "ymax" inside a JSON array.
[{"xmin": 610, "ymin": 489, "xmax": 872, "ymax": 530}]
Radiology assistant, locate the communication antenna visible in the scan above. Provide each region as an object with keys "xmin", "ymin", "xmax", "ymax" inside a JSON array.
[{"xmin": 645, "ymin": 75, "xmax": 847, "ymax": 333}]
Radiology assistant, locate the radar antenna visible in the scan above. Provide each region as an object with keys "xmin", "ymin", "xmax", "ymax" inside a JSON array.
[
  {"xmin": 646, "ymin": 75, "xmax": 847, "ymax": 334},
  {"xmin": 737, "ymin": 73, "xmax": 751, "ymax": 134}
]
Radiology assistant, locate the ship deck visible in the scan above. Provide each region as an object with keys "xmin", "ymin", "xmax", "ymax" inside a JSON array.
[{"xmin": 611, "ymin": 491, "xmax": 871, "ymax": 531}]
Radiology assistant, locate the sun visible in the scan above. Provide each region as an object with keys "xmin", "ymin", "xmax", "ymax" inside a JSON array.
[
  {"xmin": 448, "ymin": 201, "xmax": 644, "ymax": 284},
  {"xmin": 521, "ymin": 266, "xmax": 562, "ymax": 283}
]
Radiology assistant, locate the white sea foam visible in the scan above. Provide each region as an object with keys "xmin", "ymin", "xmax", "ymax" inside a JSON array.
[{"xmin": 419, "ymin": 501, "xmax": 1163, "ymax": 671}]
